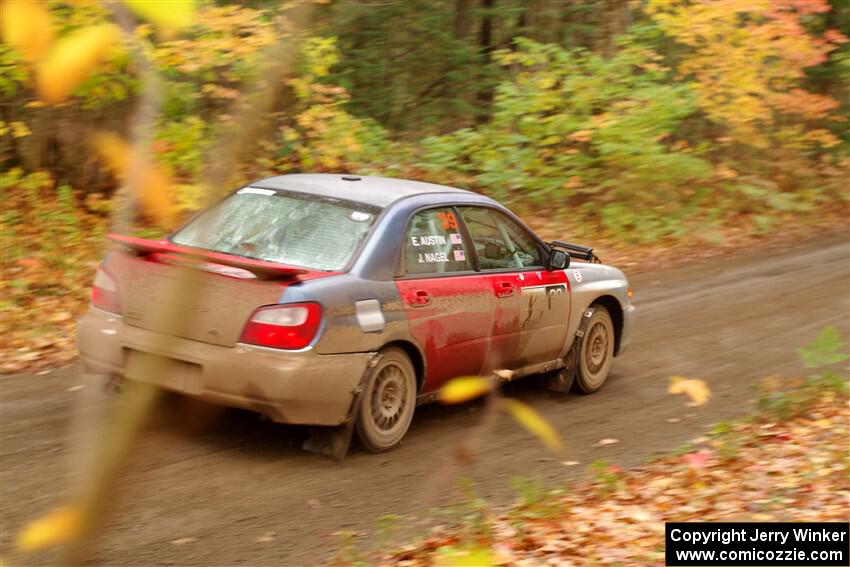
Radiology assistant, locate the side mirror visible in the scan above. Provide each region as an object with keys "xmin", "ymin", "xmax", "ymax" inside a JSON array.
[{"xmin": 548, "ymin": 248, "xmax": 569, "ymax": 270}]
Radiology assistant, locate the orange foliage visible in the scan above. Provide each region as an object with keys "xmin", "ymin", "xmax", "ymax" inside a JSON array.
[
  {"xmin": 647, "ymin": 0, "xmax": 846, "ymax": 148},
  {"xmin": 0, "ymin": 0, "xmax": 53, "ymax": 62}
]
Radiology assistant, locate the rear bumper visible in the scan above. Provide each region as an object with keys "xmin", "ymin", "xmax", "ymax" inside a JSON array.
[
  {"xmin": 77, "ymin": 308, "xmax": 373, "ymax": 426},
  {"xmin": 616, "ymin": 303, "xmax": 636, "ymax": 356}
]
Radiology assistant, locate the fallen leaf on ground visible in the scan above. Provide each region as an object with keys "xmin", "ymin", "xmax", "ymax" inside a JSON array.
[{"xmin": 682, "ymin": 450, "xmax": 713, "ymax": 469}]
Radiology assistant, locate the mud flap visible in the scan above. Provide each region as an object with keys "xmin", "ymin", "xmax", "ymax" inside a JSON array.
[
  {"xmin": 302, "ymin": 420, "xmax": 357, "ymax": 461},
  {"xmin": 544, "ymin": 307, "xmax": 595, "ymax": 394},
  {"xmin": 302, "ymin": 352, "xmax": 378, "ymax": 461}
]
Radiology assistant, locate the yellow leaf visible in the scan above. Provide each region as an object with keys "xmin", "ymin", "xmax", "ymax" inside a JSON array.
[
  {"xmin": 10, "ymin": 121, "xmax": 31, "ymax": 138},
  {"xmin": 435, "ymin": 546, "xmax": 498, "ymax": 567},
  {"xmin": 17, "ymin": 506, "xmax": 82, "ymax": 552},
  {"xmin": 92, "ymin": 132, "xmax": 176, "ymax": 228},
  {"xmin": 0, "ymin": 0, "xmax": 54, "ymax": 62},
  {"xmin": 123, "ymin": 0, "xmax": 195, "ymax": 36},
  {"xmin": 36, "ymin": 24, "xmax": 120, "ymax": 105},
  {"xmin": 668, "ymin": 376, "xmax": 711, "ymax": 406},
  {"xmin": 502, "ymin": 398, "xmax": 563, "ymax": 452},
  {"xmin": 438, "ymin": 377, "xmax": 493, "ymax": 404}
]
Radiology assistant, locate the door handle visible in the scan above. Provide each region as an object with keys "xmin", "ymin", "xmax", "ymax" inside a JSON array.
[
  {"xmin": 409, "ymin": 289, "xmax": 432, "ymax": 307},
  {"xmin": 496, "ymin": 281, "xmax": 515, "ymax": 298}
]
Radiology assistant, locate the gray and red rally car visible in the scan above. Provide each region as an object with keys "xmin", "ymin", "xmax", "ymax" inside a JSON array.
[{"xmin": 78, "ymin": 174, "xmax": 634, "ymax": 454}]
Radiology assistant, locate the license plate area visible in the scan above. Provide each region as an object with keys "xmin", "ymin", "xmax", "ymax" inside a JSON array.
[{"xmin": 124, "ymin": 349, "xmax": 202, "ymax": 395}]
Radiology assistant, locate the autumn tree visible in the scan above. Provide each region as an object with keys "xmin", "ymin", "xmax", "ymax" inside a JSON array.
[{"xmin": 647, "ymin": 0, "xmax": 847, "ymax": 151}]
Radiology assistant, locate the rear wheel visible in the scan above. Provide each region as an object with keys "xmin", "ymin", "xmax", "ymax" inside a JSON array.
[
  {"xmin": 573, "ymin": 305, "xmax": 615, "ymax": 394},
  {"xmin": 355, "ymin": 347, "xmax": 417, "ymax": 452}
]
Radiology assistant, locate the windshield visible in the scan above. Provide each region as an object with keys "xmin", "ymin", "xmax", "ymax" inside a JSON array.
[{"xmin": 171, "ymin": 187, "xmax": 380, "ymax": 271}]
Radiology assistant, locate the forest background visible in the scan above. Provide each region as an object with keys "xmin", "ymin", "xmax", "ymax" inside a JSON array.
[{"xmin": 1, "ymin": 0, "xmax": 848, "ymax": 373}]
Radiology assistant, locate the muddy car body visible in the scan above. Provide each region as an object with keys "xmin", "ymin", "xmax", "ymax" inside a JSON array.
[{"xmin": 78, "ymin": 174, "xmax": 634, "ymax": 453}]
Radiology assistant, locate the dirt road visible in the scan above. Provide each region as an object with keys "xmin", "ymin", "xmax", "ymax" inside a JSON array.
[{"xmin": 2, "ymin": 234, "xmax": 848, "ymax": 566}]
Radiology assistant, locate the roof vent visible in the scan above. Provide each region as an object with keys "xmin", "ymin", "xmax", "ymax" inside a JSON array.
[{"xmin": 341, "ymin": 175, "xmax": 361, "ymax": 181}]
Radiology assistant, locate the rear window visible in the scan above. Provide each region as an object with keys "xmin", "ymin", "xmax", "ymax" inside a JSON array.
[{"xmin": 171, "ymin": 187, "xmax": 380, "ymax": 271}]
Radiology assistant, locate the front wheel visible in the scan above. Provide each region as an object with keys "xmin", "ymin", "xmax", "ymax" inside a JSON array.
[
  {"xmin": 355, "ymin": 347, "xmax": 417, "ymax": 452},
  {"xmin": 573, "ymin": 305, "xmax": 615, "ymax": 394}
]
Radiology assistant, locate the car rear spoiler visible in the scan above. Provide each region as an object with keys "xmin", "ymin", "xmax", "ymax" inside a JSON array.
[
  {"xmin": 107, "ymin": 234, "xmax": 308, "ymax": 280},
  {"xmin": 550, "ymin": 240, "xmax": 601, "ymax": 263}
]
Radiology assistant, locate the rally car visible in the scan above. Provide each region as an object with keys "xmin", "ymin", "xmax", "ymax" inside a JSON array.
[{"xmin": 78, "ymin": 174, "xmax": 634, "ymax": 455}]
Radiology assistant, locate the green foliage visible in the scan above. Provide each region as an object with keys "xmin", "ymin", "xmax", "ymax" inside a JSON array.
[
  {"xmin": 154, "ymin": 116, "xmax": 208, "ymax": 179},
  {"xmin": 510, "ymin": 476, "xmax": 546, "ymax": 508},
  {"xmin": 443, "ymin": 477, "xmax": 494, "ymax": 543},
  {"xmin": 589, "ymin": 459, "xmax": 621, "ymax": 494},
  {"xmin": 707, "ymin": 420, "xmax": 741, "ymax": 462},
  {"xmin": 796, "ymin": 326, "xmax": 849, "ymax": 369},
  {"xmin": 419, "ymin": 36, "xmax": 714, "ymax": 241},
  {"xmin": 0, "ymin": 44, "xmax": 28, "ymax": 97},
  {"xmin": 757, "ymin": 328, "xmax": 849, "ymax": 422},
  {"xmin": 273, "ymin": 36, "xmax": 396, "ymax": 174},
  {"xmin": 507, "ymin": 476, "xmax": 566, "ymax": 522},
  {"xmin": 326, "ymin": 0, "xmax": 486, "ymax": 133}
]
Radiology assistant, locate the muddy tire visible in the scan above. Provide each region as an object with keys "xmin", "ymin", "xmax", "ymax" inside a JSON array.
[
  {"xmin": 355, "ymin": 347, "xmax": 417, "ymax": 452},
  {"xmin": 573, "ymin": 305, "xmax": 615, "ymax": 394}
]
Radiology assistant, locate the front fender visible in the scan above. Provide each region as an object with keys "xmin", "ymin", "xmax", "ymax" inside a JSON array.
[{"xmin": 560, "ymin": 263, "xmax": 633, "ymax": 357}]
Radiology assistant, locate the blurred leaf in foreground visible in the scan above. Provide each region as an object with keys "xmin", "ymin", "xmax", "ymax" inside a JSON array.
[
  {"xmin": 93, "ymin": 132, "xmax": 176, "ymax": 228},
  {"xmin": 17, "ymin": 506, "xmax": 82, "ymax": 552},
  {"xmin": 123, "ymin": 0, "xmax": 196, "ymax": 36},
  {"xmin": 438, "ymin": 376, "xmax": 493, "ymax": 404},
  {"xmin": 435, "ymin": 545, "xmax": 497, "ymax": 567},
  {"xmin": 37, "ymin": 24, "xmax": 120, "ymax": 104},
  {"xmin": 796, "ymin": 326, "xmax": 848, "ymax": 369},
  {"xmin": 0, "ymin": 0, "xmax": 53, "ymax": 62},
  {"xmin": 502, "ymin": 398, "xmax": 563, "ymax": 452},
  {"xmin": 668, "ymin": 376, "xmax": 711, "ymax": 406}
]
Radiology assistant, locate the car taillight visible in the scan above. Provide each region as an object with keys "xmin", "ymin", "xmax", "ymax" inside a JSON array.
[
  {"xmin": 239, "ymin": 303, "xmax": 322, "ymax": 350},
  {"xmin": 91, "ymin": 266, "xmax": 121, "ymax": 314}
]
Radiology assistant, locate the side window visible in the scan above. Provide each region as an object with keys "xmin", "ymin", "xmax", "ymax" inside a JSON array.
[
  {"xmin": 402, "ymin": 208, "xmax": 472, "ymax": 275},
  {"xmin": 458, "ymin": 207, "xmax": 543, "ymax": 270}
]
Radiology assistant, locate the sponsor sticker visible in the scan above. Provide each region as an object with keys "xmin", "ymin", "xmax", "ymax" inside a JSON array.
[
  {"xmin": 417, "ymin": 252, "xmax": 449, "ymax": 263},
  {"xmin": 453, "ymin": 249, "xmax": 466, "ymax": 261},
  {"xmin": 411, "ymin": 234, "xmax": 447, "ymax": 246},
  {"xmin": 573, "ymin": 269, "xmax": 583, "ymax": 282}
]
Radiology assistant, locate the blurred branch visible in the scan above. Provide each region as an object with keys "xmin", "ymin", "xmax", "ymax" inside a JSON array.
[
  {"xmin": 105, "ymin": 1, "xmax": 162, "ymax": 235},
  {"xmin": 202, "ymin": 2, "xmax": 316, "ymax": 200},
  {"xmin": 57, "ymin": 3, "xmax": 317, "ymax": 564}
]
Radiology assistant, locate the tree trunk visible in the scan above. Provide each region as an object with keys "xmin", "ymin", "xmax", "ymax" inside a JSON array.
[
  {"xmin": 476, "ymin": 0, "xmax": 496, "ymax": 120},
  {"xmin": 454, "ymin": 0, "xmax": 472, "ymax": 39},
  {"xmin": 596, "ymin": 0, "xmax": 630, "ymax": 57}
]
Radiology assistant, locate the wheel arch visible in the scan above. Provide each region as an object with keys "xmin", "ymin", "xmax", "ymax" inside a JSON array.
[
  {"xmin": 590, "ymin": 294, "xmax": 624, "ymax": 356},
  {"xmin": 380, "ymin": 340, "xmax": 426, "ymax": 392}
]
